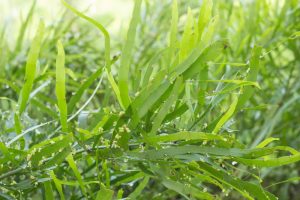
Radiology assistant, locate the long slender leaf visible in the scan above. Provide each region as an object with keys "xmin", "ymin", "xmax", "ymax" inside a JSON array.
[{"xmin": 55, "ymin": 40, "xmax": 68, "ymax": 132}]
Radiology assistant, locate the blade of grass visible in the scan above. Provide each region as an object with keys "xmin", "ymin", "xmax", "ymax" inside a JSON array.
[
  {"xmin": 128, "ymin": 176, "xmax": 150, "ymax": 199},
  {"xmin": 179, "ymin": 8, "xmax": 194, "ymax": 62},
  {"xmin": 61, "ymin": 0, "xmax": 124, "ymax": 109},
  {"xmin": 144, "ymin": 131, "xmax": 229, "ymax": 143},
  {"xmin": 30, "ymin": 133, "xmax": 73, "ymax": 167},
  {"xmin": 129, "ymin": 146, "xmax": 278, "ymax": 160},
  {"xmin": 197, "ymin": 0, "xmax": 213, "ymax": 42},
  {"xmin": 66, "ymin": 154, "xmax": 87, "ymax": 197},
  {"xmin": 44, "ymin": 181, "xmax": 55, "ymax": 200},
  {"xmin": 55, "ymin": 40, "xmax": 68, "ymax": 132},
  {"xmin": 236, "ymin": 46, "xmax": 262, "ymax": 110},
  {"xmin": 212, "ymin": 94, "xmax": 238, "ymax": 134},
  {"xmin": 204, "ymin": 79, "xmax": 261, "ymax": 89},
  {"xmin": 160, "ymin": 176, "xmax": 214, "ymax": 200},
  {"xmin": 189, "ymin": 161, "xmax": 277, "ymax": 200},
  {"xmin": 256, "ymin": 137, "xmax": 279, "ymax": 148},
  {"xmin": 50, "ymin": 171, "xmax": 65, "ymax": 200},
  {"xmin": 149, "ymin": 77, "xmax": 182, "ymax": 135},
  {"xmin": 60, "ymin": 0, "xmax": 110, "ymax": 67},
  {"xmin": 118, "ymin": 0, "xmax": 142, "ymax": 108},
  {"xmin": 234, "ymin": 153, "xmax": 300, "ymax": 167},
  {"xmin": 18, "ymin": 20, "xmax": 44, "ymax": 114}
]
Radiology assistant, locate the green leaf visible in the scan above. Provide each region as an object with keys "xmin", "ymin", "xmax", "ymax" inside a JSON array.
[
  {"xmin": 197, "ymin": 0, "xmax": 213, "ymax": 41},
  {"xmin": 129, "ymin": 145, "xmax": 276, "ymax": 160},
  {"xmin": 180, "ymin": 40, "xmax": 226, "ymax": 80},
  {"xmin": 60, "ymin": 0, "xmax": 110, "ymax": 67},
  {"xmin": 55, "ymin": 40, "xmax": 68, "ymax": 132},
  {"xmin": 96, "ymin": 184, "xmax": 114, "ymax": 200},
  {"xmin": 234, "ymin": 153, "xmax": 300, "ymax": 167},
  {"xmin": 205, "ymin": 79, "xmax": 261, "ymax": 89},
  {"xmin": 128, "ymin": 176, "xmax": 150, "ymax": 199},
  {"xmin": 50, "ymin": 171, "xmax": 65, "ymax": 200},
  {"xmin": 150, "ymin": 77, "xmax": 182, "ymax": 135},
  {"xmin": 44, "ymin": 181, "xmax": 55, "ymax": 200},
  {"xmin": 236, "ymin": 46, "xmax": 262, "ymax": 110},
  {"xmin": 179, "ymin": 8, "xmax": 195, "ymax": 62},
  {"xmin": 30, "ymin": 133, "xmax": 72, "ymax": 168},
  {"xmin": 213, "ymin": 94, "xmax": 238, "ymax": 133},
  {"xmin": 144, "ymin": 131, "xmax": 228, "ymax": 143},
  {"xmin": 66, "ymin": 154, "xmax": 87, "ymax": 196},
  {"xmin": 256, "ymin": 137, "xmax": 279, "ymax": 148},
  {"xmin": 161, "ymin": 176, "xmax": 214, "ymax": 200},
  {"xmin": 18, "ymin": 20, "xmax": 44, "ymax": 114},
  {"xmin": 61, "ymin": 0, "xmax": 124, "ymax": 109},
  {"xmin": 118, "ymin": 0, "xmax": 142, "ymax": 108},
  {"xmin": 199, "ymin": 15, "xmax": 219, "ymax": 49},
  {"xmin": 189, "ymin": 161, "xmax": 277, "ymax": 200}
]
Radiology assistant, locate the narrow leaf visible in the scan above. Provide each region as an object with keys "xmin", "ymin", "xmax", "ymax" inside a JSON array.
[{"xmin": 56, "ymin": 40, "xmax": 68, "ymax": 132}]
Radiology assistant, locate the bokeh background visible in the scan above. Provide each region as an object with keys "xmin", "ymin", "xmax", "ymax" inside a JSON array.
[{"xmin": 1, "ymin": 0, "xmax": 133, "ymax": 46}]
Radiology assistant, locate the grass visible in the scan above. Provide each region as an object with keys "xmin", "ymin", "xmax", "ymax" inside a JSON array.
[{"xmin": 0, "ymin": 0, "xmax": 299, "ymax": 199}]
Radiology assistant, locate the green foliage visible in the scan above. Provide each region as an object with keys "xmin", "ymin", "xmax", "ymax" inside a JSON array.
[
  {"xmin": 0, "ymin": 0, "xmax": 299, "ymax": 199},
  {"xmin": 55, "ymin": 40, "xmax": 68, "ymax": 132}
]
